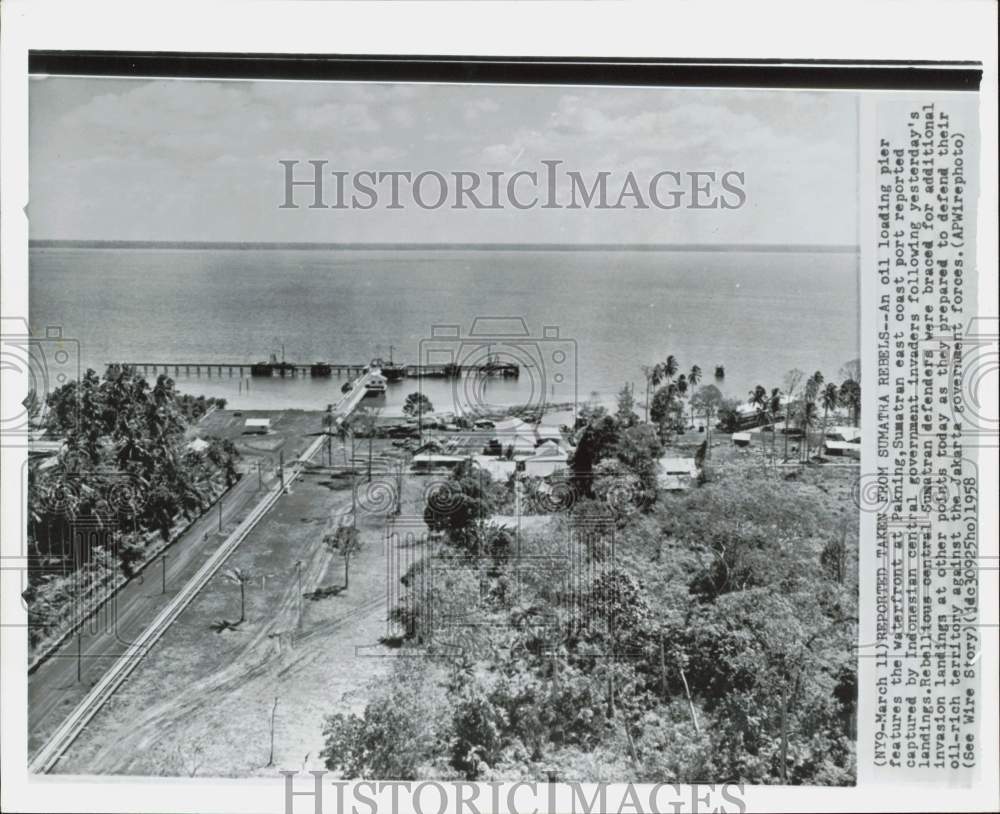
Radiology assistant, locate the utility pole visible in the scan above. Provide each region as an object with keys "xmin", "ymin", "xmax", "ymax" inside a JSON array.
[
  {"xmin": 679, "ymin": 665, "xmax": 701, "ymax": 735},
  {"xmin": 279, "ymin": 451, "xmax": 284, "ymax": 490},
  {"xmin": 161, "ymin": 554, "xmax": 169, "ymax": 594},
  {"xmin": 780, "ymin": 682, "xmax": 789, "ymax": 783},
  {"xmin": 218, "ymin": 498, "xmax": 223, "ymax": 532},
  {"xmin": 350, "ymin": 430, "xmax": 358, "ymax": 528},
  {"xmin": 295, "ymin": 560, "xmax": 303, "ymax": 630},
  {"xmin": 258, "ymin": 461, "xmax": 263, "ymax": 490},
  {"xmin": 77, "ymin": 627, "xmax": 82, "ymax": 682}
]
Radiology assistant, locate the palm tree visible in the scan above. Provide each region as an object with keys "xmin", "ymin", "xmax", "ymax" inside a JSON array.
[
  {"xmin": 115, "ymin": 418, "xmax": 152, "ymax": 469},
  {"xmin": 781, "ymin": 369, "xmax": 804, "ymax": 461},
  {"xmin": 821, "ymin": 382, "xmax": 839, "ymax": 454},
  {"xmin": 748, "ymin": 384, "xmax": 767, "ymax": 427},
  {"xmin": 747, "ymin": 384, "xmax": 774, "ymax": 459},
  {"xmin": 768, "ymin": 387, "xmax": 782, "ymax": 460},
  {"xmin": 676, "ymin": 374, "xmax": 689, "ymax": 429},
  {"xmin": 800, "ymin": 401, "xmax": 817, "ymax": 462},
  {"xmin": 223, "ymin": 567, "xmax": 252, "ymax": 623},
  {"xmin": 691, "ymin": 384, "xmax": 722, "ymax": 460},
  {"xmin": 641, "ymin": 363, "xmax": 664, "ymax": 423},
  {"xmin": 689, "ymin": 367, "xmax": 702, "ymax": 425},
  {"xmin": 800, "ymin": 373, "xmax": 823, "ymax": 461},
  {"xmin": 662, "ymin": 355, "xmax": 679, "ymax": 382},
  {"xmin": 839, "ymin": 379, "xmax": 861, "ymax": 427},
  {"xmin": 651, "ymin": 381, "xmax": 680, "ymax": 444}
]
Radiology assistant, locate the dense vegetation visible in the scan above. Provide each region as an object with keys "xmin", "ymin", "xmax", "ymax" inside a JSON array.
[
  {"xmin": 25, "ymin": 366, "xmax": 238, "ymax": 648},
  {"xmin": 321, "ymin": 362, "xmax": 859, "ymax": 785}
]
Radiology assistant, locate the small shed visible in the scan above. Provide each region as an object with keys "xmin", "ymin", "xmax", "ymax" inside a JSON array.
[
  {"xmin": 411, "ymin": 453, "xmax": 468, "ymax": 472},
  {"xmin": 823, "ymin": 439, "xmax": 861, "ymax": 458},
  {"xmin": 244, "ymin": 417, "xmax": 271, "ymax": 435},
  {"xmin": 825, "ymin": 425, "xmax": 861, "ymax": 444}
]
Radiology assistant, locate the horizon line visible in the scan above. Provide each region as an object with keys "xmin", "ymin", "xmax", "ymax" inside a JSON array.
[{"xmin": 29, "ymin": 239, "xmax": 859, "ymax": 253}]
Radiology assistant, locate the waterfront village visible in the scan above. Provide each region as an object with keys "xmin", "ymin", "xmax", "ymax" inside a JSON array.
[{"xmin": 26, "ymin": 355, "xmax": 862, "ymax": 784}]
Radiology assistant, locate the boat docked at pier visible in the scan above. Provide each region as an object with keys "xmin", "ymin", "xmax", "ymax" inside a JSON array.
[
  {"xmin": 373, "ymin": 346, "xmax": 407, "ymax": 382},
  {"xmin": 364, "ymin": 364, "xmax": 388, "ymax": 396}
]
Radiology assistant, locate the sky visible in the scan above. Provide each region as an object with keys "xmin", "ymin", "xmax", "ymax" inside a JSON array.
[{"xmin": 28, "ymin": 77, "xmax": 859, "ymax": 245}]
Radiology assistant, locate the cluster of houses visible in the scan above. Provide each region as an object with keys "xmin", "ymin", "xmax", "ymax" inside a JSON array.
[
  {"xmin": 411, "ymin": 417, "xmax": 570, "ymax": 479},
  {"xmin": 731, "ymin": 422, "xmax": 861, "ymax": 459},
  {"xmin": 410, "ymin": 416, "xmax": 701, "ymax": 492}
]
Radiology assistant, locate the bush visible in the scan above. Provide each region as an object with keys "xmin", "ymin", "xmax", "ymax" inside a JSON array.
[{"xmin": 320, "ymin": 660, "xmax": 452, "ymax": 779}]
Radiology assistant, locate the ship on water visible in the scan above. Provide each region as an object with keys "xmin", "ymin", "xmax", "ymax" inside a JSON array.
[{"xmin": 374, "ymin": 346, "xmax": 406, "ymax": 382}]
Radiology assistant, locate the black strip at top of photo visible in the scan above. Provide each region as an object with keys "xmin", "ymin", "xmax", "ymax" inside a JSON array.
[{"xmin": 27, "ymin": 52, "xmax": 982, "ymax": 91}]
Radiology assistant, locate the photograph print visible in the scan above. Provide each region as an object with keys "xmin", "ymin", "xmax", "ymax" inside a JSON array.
[{"xmin": 24, "ymin": 68, "xmax": 861, "ymax": 785}]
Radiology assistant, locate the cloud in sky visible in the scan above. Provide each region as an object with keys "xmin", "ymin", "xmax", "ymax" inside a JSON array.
[{"xmin": 29, "ymin": 77, "xmax": 858, "ymax": 245}]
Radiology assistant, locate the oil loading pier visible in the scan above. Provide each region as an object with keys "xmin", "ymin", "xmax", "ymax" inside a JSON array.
[{"xmin": 107, "ymin": 359, "xmax": 520, "ymax": 379}]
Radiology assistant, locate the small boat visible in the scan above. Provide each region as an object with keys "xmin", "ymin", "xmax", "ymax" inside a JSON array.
[{"xmin": 365, "ymin": 373, "xmax": 387, "ymax": 396}]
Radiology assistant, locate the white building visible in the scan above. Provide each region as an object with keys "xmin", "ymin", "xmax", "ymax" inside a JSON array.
[
  {"xmin": 522, "ymin": 440, "xmax": 569, "ymax": 478},
  {"xmin": 825, "ymin": 425, "xmax": 861, "ymax": 444},
  {"xmin": 410, "ymin": 453, "xmax": 468, "ymax": 472},
  {"xmin": 474, "ymin": 455, "xmax": 517, "ymax": 481},
  {"xmin": 244, "ymin": 417, "xmax": 271, "ymax": 434},
  {"xmin": 823, "ymin": 426, "xmax": 861, "ymax": 458},
  {"xmin": 658, "ymin": 456, "xmax": 699, "ymax": 491}
]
